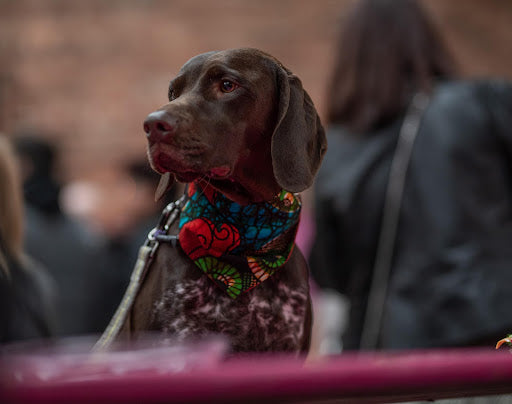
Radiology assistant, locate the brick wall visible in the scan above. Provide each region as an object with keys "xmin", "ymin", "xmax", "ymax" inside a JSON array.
[{"xmin": 1, "ymin": 0, "xmax": 511, "ymax": 181}]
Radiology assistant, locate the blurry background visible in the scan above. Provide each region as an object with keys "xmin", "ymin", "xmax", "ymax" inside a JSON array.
[
  {"xmin": 1, "ymin": 0, "xmax": 511, "ymax": 184},
  {"xmin": 0, "ymin": 0, "xmax": 511, "ymax": 339}
]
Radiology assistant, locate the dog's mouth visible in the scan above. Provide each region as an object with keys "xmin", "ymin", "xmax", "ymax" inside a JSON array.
[
  {"xmin": 151, "ymin": 148, "xmax": 234, "ymax": 182},
  {"xmin": 159, "ymin": 164, "xmax": 234, "ymax": 184},
  {"xmin": 150, "ymin": 144, "xmax": 227, "ymax": 175},
  {"xmin": 149, "ymin": 145, "xmax": 255, "ymax": 204},
  {"xmin": 171, "ymin": 167, "xmax": 252, "ymax": 204},
  {"xmin": 172, "ymin": 169, "xmax": 252, "ymax": 204}
]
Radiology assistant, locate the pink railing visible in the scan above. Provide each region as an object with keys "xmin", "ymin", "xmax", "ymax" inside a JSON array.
[{"xmin": 1, "ymin": 341, "xmax": 511, "ymax": 403}]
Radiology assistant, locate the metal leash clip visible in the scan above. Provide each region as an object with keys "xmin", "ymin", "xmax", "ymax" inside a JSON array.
[{"xmin": 146, "ymin": 196, "xmax": 184, "ymax": 259}]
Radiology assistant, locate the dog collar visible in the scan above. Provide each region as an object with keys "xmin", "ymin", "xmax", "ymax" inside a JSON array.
[{"xmin": 178, "ymin": 182, "xmax": 301, "ymax": 299}]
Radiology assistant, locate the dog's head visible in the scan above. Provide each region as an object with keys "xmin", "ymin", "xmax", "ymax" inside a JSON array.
[{"xmin": 143, "ymin": 48, "xmax": 327, "ymax": 204}]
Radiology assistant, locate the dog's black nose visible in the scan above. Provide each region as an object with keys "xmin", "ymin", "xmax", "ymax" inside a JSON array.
[{"xmin": 143, "ymin": 111, "xmax": 176, "ymax": 142}]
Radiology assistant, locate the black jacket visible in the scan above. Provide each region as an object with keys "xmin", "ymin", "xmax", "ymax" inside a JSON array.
[
  {"xmin": 310, "ymin": 79, "xmax": 512, "ymax": 350},
  {"xmin": 0, "ymin": 252, "xmax": 57, "ymax": 344}
]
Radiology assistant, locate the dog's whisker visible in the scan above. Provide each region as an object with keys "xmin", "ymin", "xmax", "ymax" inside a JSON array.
[{"xmin": 196, "ymin": 174, "xmax": 211, "ymax": 198}]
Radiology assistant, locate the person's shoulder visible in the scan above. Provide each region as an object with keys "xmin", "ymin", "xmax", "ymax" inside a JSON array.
[
  {"xmin": 317, "ymin": 122, "xmax": 398, "ymax": 185},
  {"xmin": 433, "ymin": 78, "xmax": 512, "ymax": 106},
  {"xmin": 423, "ymin": 79, "xmax": 512, "ymax": 141},
  {"xmin": 473, "ymin": 77, "xmax": 512, "ymax": 92},
  {"xmin": 473, "ymin": 78, "xmax": 512, "ymax": 105},
  {"xmin": 325, "ymin": 124, "xmax": 393, "ymax": 148}
]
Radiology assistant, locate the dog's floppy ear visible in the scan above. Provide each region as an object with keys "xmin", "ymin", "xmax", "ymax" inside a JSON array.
[{"xmin": 271, "ymin": 66, "xmax": 327, "ymax": 193}]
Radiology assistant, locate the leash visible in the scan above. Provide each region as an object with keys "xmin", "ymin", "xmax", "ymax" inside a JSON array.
[{"xmin": 93, "ymin": 196, "xmax": 185, "ymax": 351}]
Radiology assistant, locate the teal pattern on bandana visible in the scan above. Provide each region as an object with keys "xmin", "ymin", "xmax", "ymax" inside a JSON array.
[{"xmin": 178, "ymin": 182, "xmax": 301, "ymax": 299}]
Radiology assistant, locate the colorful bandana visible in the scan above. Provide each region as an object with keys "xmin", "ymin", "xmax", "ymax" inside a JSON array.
[{"xmin": 178, "ymin": 182, "xmax": 301, "ymax": 299}]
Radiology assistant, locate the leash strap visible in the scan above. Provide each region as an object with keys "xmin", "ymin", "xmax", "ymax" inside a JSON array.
[
  {"xmin": 93, "ymin": 196, "xmax": 184, "ymax": 351},
  {"xmin": 360, "ymin": 93, "xmax": 430, "ymax": 350}
]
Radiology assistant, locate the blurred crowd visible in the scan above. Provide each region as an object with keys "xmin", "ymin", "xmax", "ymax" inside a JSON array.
[
  {"xmin": 1, "ymin": 131, "xmax": 179, "ymax": 343},
  {"xmin": 1, "ymin": 0, "xmax": 511, "ymax": 355}
]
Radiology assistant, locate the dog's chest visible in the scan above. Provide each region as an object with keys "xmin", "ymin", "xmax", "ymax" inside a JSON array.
[{"xmin": 152, "ymin": 271, "xmax": 308, "ymax": 352}]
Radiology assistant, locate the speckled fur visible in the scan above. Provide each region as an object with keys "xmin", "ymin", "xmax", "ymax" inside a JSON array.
[{"xmin": 152, "ymin": 274, "xmax": 309, "ymax": 353}]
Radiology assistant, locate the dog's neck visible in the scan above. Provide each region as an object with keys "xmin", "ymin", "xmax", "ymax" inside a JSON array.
[
  {"xmin": 177, "ymin": 181, "xmax": 301, "ymax": 299},
  {"xmin": 205, "ymin": 134, "xmax": 281, "ymax": 205},
  {"xmin": 194, "ymin": 177, "xmax": 280, "ymax": 206}
]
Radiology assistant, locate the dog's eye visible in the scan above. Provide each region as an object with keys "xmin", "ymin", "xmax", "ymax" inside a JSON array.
[
  {"xmin": 168, "ymin": 89, "xmax": 176, "ymax": 101},
  {"xmin": 220, "ymin": 80, "xmax": 237, "ymax": 93}
]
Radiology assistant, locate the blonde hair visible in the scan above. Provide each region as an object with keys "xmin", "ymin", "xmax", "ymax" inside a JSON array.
[{"xmin": 0, "ymin": 135, "xmax": 25, "ymax": 275}]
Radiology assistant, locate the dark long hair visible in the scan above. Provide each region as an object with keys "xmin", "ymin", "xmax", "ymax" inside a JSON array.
[{"xmin": 327, "ymin": 0, "xmax": 458, "ymax": 133}]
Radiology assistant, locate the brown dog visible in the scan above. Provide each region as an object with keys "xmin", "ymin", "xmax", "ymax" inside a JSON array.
[{"xmin": 98, "ymin": 48, "xmax": 326, "ymax": 354}]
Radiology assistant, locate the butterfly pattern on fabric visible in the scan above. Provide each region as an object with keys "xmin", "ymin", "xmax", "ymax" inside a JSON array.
[{"xmin": 178, "ymin": 182, "xmax": 301, "ymax": 299}]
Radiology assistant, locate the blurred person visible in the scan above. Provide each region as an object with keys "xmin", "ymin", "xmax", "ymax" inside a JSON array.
[
  {"xmin": 0, "ymin": 134, "xmax": 57, "ymax": 343},
  {"xmin": 309, "ymin": 0, "xmax": 512, "ymax": 350},
  {"xmin": 13, "ymin": 132, "xmax": 102, "ymax": 336},
  {"xmin": 86, "ymin": 160, "xmax": 181, "ymax": 332}
]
